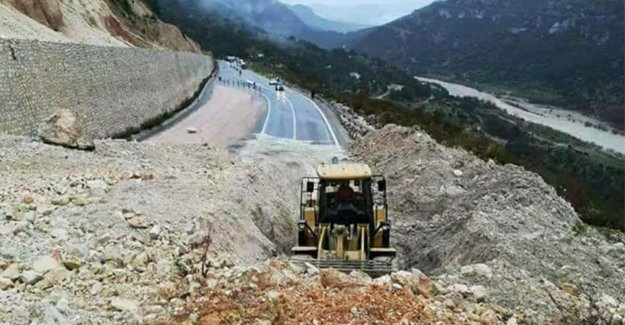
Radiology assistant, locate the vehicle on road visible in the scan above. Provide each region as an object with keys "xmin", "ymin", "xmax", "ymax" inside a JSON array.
[
  {"xmin": 269, "ymin": 78, "xmax": 279, "ymax": 86},
  {"xmin": 291, "ymin": 160, "xmax": 396, "ymax": 276},
  {"xmin": 275, "ymin": 79, "xmax": 285, "ymax": 91}
]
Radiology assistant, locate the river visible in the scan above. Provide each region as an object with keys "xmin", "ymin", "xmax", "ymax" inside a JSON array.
[{"xmin": 415, "ymin": 77, "xmax": 625, "ymax": 155}]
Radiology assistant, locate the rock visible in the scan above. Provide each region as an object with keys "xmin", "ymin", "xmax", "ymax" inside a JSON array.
[
  {"xmin": 597, "ymin": 256, "xmax": 614, "ymax": 277},
  {"xmin": 473, "ymin": 264, "xmax": 493, "ymax": 279},
  {"xmin": 266, "ymin": 290, "xmax": 280, "ymax": 301},
  {"xmin": 50, "ymin": 228, "xmax": 69, "ymax": 241},
  {"xmin": 62, "ymin": 256, "xmax": 83, "ymax": 271},
  {"xmin": 460, "ymin": 265, "xmax": 474, "ymax": 275},
  {"xmin": 392, "ymin": 283, "xmax": 403, "ymax": 291},
  {"xmin": 148, "ymin": 225, "xmax": 162, "ymax": 240},
  {"xmin": 52, "ymin": 196, "xmax": 71, "ymax": 206},
  {"xmin": 599, "ymin": 294, "xmax": 618, "ymax": 308},
  {"xmin": 450, "ymin": 283, "xmax": 470, "ymax": 295},
  {"xmin": 71, "ymin": 195, "xmax": 89, "ymax": 206},
  {"xmin": 304, "ymin": 262, "xmax": 320, "ymax": 275},
  {"xmin": 453, "ymin": 169, "xmax": 464, "ymax": 177},
  {"xmin": 38, "ymin": 109, "xmax": 95, "ymax": 151},
  {"xmin": 559, "ymin": 282, "xmax": 578, "ymax": 295},
  {"xmin": 506, "ymin": 316, "xmax": 518, "ymax": 325},
  {"xmin": 87, "ymin": 180, "xmax": 109, "ymax": 197},
  {"xmin": 20, "ymin": 270, "xmax": 43, "ymax": 285},
  {"xmin": 1, "ymin": 263, "xmax": 20, "ymax": 281},
  {"xmin": 415, "ymin": 276, "xmax": 437, "ymax": 298},
  {"xmin": 22, "ymin": 195, "xmax": 34, "ymax": 204},
  {"xmin": 110, "ymin": 297, "xmax": 140, "ymax": 316},
  {"xmin": 0, "ymin": 225, "xmax": 16, "ymax": 236},
  {"xmin": 36, "ymin": 268, "xmax": 69, "ymax": 289},
  {"xmin": 470, "ymin": 285, "xmax": 487, "ymax": 301},
  {"xmin": 186, "ymin": 127, "xmax": 198, "ymax": 134},
  {"xmin": 128, "ymin": 216, "xmax": 149, "ymax": 229},
  {"xmin": 90, "ymin": 282, "xmax": 103, "ymax": 296},
  {"xmin": 320, "ymin": 269, "xmax": 367, "ymax": 289},
  {"xmin": 0, "ymin": 277, "xmax": 13, "ymax": 289},
  {"xmin": 349, "ymin": 270, "xmax": 372, "ymax": 284},
  {"xmin": 188, "ymin": 232, "xmax": 208, "ymax": 246},
  {"xmin": 33, "ymin": 256, "xmax": 63, "ymax": 274},
  {"xmin": 130, "ymin": 252, "xmax": 149, "ymax": 270},
  {"xmin": 156, "ymin": 259, "xmax": 172, "ymax": 276},
  {"xmin": 372, "ymin": 274, "xmax": 392, "ymax": 290}
]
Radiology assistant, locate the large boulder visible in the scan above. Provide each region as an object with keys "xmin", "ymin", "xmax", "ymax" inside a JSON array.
[{"xmin": 38, "ymin": 109, "xmax": 95, "ymax": 151}]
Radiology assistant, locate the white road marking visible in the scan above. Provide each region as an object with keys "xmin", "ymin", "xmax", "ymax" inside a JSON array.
[
  {"xmin": 285, "ymin": 95, "xmax": 298, "ymax": 140},
  {"xmin": 260, "ymin": 92, "xmax": 272, "ymax": 134}
]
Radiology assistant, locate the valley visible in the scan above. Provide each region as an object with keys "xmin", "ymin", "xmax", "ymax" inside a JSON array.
[
  {"xmin": 415, "ymin": 76, "xmax": 625, "ymax": 155},
  {"xmin": 0, "ymin": 0, "xmax": 623, "ymax": 323}
]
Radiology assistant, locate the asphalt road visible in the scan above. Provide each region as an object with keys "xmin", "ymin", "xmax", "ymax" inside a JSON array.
[{"xmin": 218, "ymin": 61, "xmax": 340, "ymax": 146}]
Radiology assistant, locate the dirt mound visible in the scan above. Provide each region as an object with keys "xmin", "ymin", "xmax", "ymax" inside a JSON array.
[
  {"xmin": 0, "ymin": 136, "xmax": 294, "ymax": 324},
  {"xmin": 350, "ymin": 125, "xmax": 625, "ymax": 321},
  {"xmin": 176, "ymin": 259, "xmax": 507, "ymax": 324}
]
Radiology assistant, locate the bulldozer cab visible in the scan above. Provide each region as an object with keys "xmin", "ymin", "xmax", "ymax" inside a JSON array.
[{"xmin": 292, "ymin": 161, "xmax": 396, "ymax": 275}]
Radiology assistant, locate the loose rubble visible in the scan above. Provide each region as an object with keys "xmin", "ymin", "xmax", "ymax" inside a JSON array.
[
  {"xmin": 1, "ymin": 122, "xmax": 623, "ymax": 323},
  {"xmin": 351, "ymin": 125, "xmax": 625, "ymax": 322},
  {"xmin": 178, "ymin": 259, "xmax": 508, "ymax": 324},
  {"xmin": 0, "ymin": 136, "xmax": 294, "ymax": 324}
]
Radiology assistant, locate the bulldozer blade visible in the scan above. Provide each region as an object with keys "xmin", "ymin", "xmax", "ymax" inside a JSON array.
[{"xmin": 291, "ymin": 258, "xmax": 395, "ymax": 278}]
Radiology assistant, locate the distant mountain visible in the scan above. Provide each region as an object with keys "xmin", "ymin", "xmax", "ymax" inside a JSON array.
[
  {"xmin": 309, "ymin": 1, "xmax": 422, "ymax": 26},
  {"xmin": 195, "ymin": 0, "xmax": 309, "ymax": 36},
  {"xmin": 348, "ymin": 0, "xmax": 625, "ymax": 128},
  {"xmin": 164, "ymin": 0, "xmax": 350, "ymax": 48},
  {"xmin": 287, "ymin": 4, "xmax": 369, "ymax": 33}
]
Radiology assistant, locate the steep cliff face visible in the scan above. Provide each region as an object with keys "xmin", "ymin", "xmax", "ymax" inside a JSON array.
[
  {"xmin": 350, "ymin": 0, "xmax": 624, "ymax": 127},
  {"xmin": 0, "ymin": 0, "xmax": 200, "ymax": 52}
]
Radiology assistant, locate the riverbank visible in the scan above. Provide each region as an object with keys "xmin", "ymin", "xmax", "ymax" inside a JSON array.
[{"xmin": 415, "ymin": 77, "xmax": 625, "ymax": 155}]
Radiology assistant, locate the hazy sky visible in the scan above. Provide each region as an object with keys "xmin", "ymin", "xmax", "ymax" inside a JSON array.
[{"xmin": 281, "ymin": 0, "xmax": 435, "ymax": 25}]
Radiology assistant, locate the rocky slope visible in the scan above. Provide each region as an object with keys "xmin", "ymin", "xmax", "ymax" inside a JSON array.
[
  {"xmin": 0, "ymin": 124, "xmax": 623, "ymax": 323},
  {"xmin": 349, "ymin": 0, "xmax": 625, "ymax": 128},
  {"xmin": 0, "ymin": 0, "xmax": 199, "ymax": 51},
  {"xmin": 0, "ymin": 136, "xmax": 294, "ymax": 324},
  {"xmin": 351, "ymin": 124, "xmax": 625, "ymax": 322}
]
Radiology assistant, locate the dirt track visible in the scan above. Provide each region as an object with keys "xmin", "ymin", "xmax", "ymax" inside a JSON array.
[{"xmin": 147, "ymin": 85, "xmax": 266, "ymax": 148}]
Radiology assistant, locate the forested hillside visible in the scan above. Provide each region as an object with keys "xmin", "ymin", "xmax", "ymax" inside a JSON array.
[{"xmin": 349, "ymin": 0, "xmax": 625, "ymax": 129}]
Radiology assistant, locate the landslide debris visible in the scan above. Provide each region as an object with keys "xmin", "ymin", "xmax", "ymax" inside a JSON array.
[
  {"xmin": 0, "ymin": 136, "xmax": 294, "ymax": 324},
  {"xmin": 38, "ymin": 109, "xmax": 95, "ymax": 151},
  {"xmin": 350, "ymin": 124, "xmax": 625, "ymax": 322},
  {"xmin": 175, "ymin": 259, "xmax": 507, "ymax": 325}
]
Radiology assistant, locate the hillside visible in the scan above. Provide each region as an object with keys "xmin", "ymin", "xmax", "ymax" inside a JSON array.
[
  {"xmin": 154, "ymin": 0, "xmax": 350, "ymax": 49},
  {"xmin": 0, "ymin": 0, "xmax": 200, "ymax": 51},
  {"xmin": 349, "ymin": 0, "xmax": 625, "ymax": 128}
]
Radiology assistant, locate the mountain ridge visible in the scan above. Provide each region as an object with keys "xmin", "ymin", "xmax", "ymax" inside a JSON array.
[
  {"xmin": 287, "ymin": 4, "xmax": 370, "ymax": 33},
  {"xmin": 347, "ymin": 0, "xmax": 625, "ymax": 128}
]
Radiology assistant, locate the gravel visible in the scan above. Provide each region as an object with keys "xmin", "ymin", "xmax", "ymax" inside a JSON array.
[
  {"xmin": 351, "ymin": 124, "xmax": 625, "ymax": 322},
  {"xmin": 0, "ymin": 136, "xmax": 295, "ymax": 324}
]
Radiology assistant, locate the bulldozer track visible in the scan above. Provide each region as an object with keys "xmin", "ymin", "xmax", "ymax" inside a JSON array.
[{"xmin": 291, "ymin": 259, "xmax": 395, "ymax": 278}]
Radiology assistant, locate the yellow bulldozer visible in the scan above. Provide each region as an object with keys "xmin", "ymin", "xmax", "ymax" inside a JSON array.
[{"xmin": 291, "ymin": 159, "xmax": 396, "ymax": 275}]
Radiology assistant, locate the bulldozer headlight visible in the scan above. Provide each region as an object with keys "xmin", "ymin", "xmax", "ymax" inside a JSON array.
[
  {"xmin": 298, "ymin": 221, "xmax": 306, "ymax": 230},
  {"xmin": 381, "ymin": 222, "xmax": 390, "ymax": 231}
]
